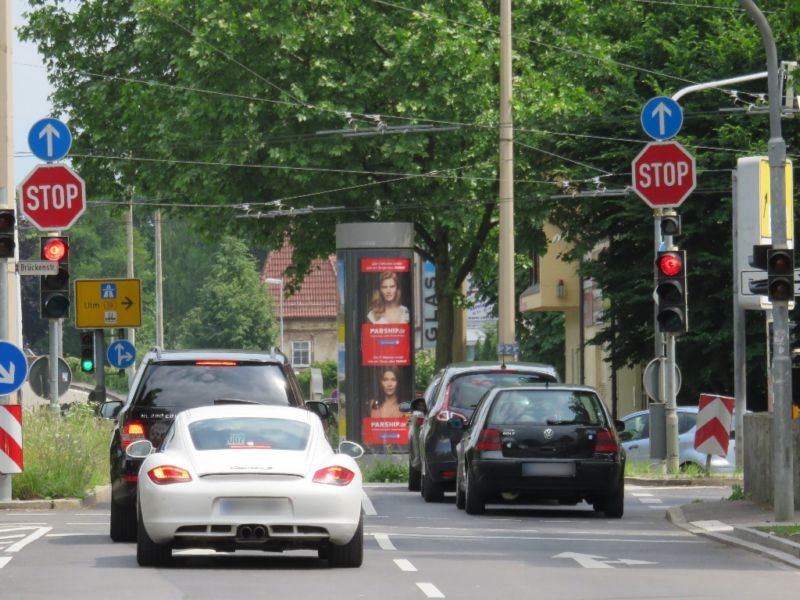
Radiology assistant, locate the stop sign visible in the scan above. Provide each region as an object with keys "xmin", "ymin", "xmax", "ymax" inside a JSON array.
[
  {"xmin": 632, "ymin": 141, "xmax": 696, "ymax": 208},
  {"xmin": 18, "ymin": 164, "xmax": 86, "ymax": 231}
]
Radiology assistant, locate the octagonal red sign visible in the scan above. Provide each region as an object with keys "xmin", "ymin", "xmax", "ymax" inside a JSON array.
[
  {"xmin": 18, "ymin": 164, "xmax": 86, "ymax": 231},
  {"xmin": 632, "ymin": 141, "xmax": 696, "ymax": 208}
]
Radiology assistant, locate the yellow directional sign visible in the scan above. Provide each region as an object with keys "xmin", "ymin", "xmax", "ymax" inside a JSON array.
[{"xmin": 74, "ymin": 278, "xmax": 142, "ymax": 329}]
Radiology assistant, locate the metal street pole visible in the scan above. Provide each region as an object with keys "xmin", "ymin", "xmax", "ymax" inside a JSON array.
[
  {"xmin": 739, "ymin": 0, "xmax": 794, "ymax": 521},
  {"xmin": 497, "ymin": 0, "xmax": 516, "ymax": 362},
  {"xmin": 154, "ymin": 209, "xmax": 164, "ymax": 348}
]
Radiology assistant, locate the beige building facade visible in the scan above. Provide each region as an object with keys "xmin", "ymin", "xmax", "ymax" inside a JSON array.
[{"xmin": 519, "ymin": 223, "xmax": 645, "ymax": 418}]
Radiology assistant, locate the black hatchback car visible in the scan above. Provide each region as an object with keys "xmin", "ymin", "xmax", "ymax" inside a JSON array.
[
  {"xmin": 451, "ymin": 384, "xmax": 626, "ymax": 517},
  {"xmin": 402, "ymin": 362, "xmax": 560, "ymax": 502},
  {"xmin": 103, "ymin": 348, "xmax": 326, "ymax": 542}
]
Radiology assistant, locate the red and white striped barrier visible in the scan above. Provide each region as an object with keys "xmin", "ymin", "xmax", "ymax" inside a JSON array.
[
  {"xmin": 0, "ymin": 405, "xmax": 23, "ymax": 474},
  {"xmin": 694, "ymin": 393, "xmax": 734, "ymax": 457}
]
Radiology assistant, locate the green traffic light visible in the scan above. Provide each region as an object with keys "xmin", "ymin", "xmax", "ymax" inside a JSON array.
[{"xmin": 81, "ymin": 358, "xmax": 94, "ymax": 373}]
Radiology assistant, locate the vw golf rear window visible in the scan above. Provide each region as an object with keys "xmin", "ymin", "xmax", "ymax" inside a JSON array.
[
  {"xmin": 450, "ymin": 371, "xmax": 558, "ymax": 410},
  {"xmin": 487, "ymin": 390, "xmax": 606, "ymax": 427},
  {"xmin": 189, "ymin": 417, "xmax": 310, "ymax": 451},
  {"xmin": 133, "ymin": 362, "xmax": 293, "ymax": 410}
]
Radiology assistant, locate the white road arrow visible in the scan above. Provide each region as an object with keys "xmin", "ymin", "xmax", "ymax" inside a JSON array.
[
  {"xmin": 553, "ymin": 552, "xmax": 656, "ymax": 569},
  {"xmin": 650, "ymin": 102, "xmax": 673, "ymax": 136},
  {"xmin": 38, "ymin": 123, "xmax": 61, "ymax": 158},
  {"xmin": 0, "ymin": 362, "xmax": 15, "ymax": 384},
  {"xmin": 114, "ymin": 344, "xmax": 133, "ymax": 365}
]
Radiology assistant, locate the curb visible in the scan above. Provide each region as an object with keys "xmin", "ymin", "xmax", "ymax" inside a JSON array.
[
  {"xmin": 626, "ymin": 477, "xmax": 742, "ymax": 487},
  {"xmin": 0, "ymin": 484, "xmax": 110, "ymax": 511},
  {"xmin": 667, "ymin": 505, "xmax": 800, "ymax": 569}
]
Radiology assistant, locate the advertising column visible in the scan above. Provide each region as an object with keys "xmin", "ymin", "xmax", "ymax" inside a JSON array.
[{"xmin": 336, "ymin": 223, "xmax": 414, "ymax": 452}]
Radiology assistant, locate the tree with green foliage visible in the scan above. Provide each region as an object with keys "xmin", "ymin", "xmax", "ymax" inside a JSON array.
[{"xmin": 177, "ymin": 237, "xmax": 278, "ymax": 349}]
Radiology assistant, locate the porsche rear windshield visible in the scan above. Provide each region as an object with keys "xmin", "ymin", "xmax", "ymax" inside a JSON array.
[
  {"xmin": 450, "ymin": 371, "xmax": 558, "ymax": 409},
  {"xmin": 132, "ymin": 362, "xmax": 293, "ymax": 410},
  {"xmin": 189, "ymin": 417, "xmax": 310, "ymax": 451}
]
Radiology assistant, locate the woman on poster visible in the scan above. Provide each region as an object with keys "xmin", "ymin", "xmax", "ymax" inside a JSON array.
[
  {"xmin": 366, "ymin": 271, "xmax": 409, "ymax": 324},
  {"xmin": 370, "ymin": 366, "xmax": 403, "ymax": 418}
]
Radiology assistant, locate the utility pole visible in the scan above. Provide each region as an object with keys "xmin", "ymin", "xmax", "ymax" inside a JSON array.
[
  {"xmin": 739, "ymin": 0, "xmax": 794, "ymax": 521},
  {"xmin": 126, "ymin": 196, "xmax": 136, "ymax": 382},
  {"xmin": 154, "ymin": 209, "xmax": 164, "ymax": 348},
  {"xmin": 497, "ymin": 0, "xmax": 516, "ymax": 362}
]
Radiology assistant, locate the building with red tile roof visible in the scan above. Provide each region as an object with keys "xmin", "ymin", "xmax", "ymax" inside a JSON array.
[{"xmin": 261, "ymin": 241, "xmax": 338, "ymax": 369}]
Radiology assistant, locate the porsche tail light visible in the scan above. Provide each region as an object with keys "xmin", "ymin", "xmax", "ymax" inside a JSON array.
[
  {"xmin": 595, "ymin": 429, "xmax": 619, "ymax": 454},
  {"xmin": 147, "ymin": 466, "xmax": 192, "ymax": 484},
  {"xmin": 313, "ymin": 466, "xmax": 355, "ymax": 486},
  {"xmin": 476, "ymin": 428, "xmax": 502, "ymax": 451},
  {"xmin": 121, "ymin": 421, "xmax": 146, "ymax": 450}
]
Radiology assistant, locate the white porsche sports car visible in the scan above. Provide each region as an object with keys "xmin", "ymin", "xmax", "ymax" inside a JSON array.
[{"xmin": 129, "ymin": 404, "xmax": 365, "ymax": 568}]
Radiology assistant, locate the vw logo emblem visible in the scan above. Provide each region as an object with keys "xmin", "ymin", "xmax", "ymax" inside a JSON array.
[{"xmin": 543, "ymin": 428, "xmax": 554, "ymax": 440}]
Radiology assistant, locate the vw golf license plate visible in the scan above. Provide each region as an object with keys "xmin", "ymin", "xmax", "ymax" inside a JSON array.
[{"xmin": 521, "ymin": 462, "xmax": 575, "ymax": 477}]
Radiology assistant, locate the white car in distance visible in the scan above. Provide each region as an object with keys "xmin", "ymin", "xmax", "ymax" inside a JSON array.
[{"xmin": 129, "ymin": 404, "xmax": 365, "ymax": 568}]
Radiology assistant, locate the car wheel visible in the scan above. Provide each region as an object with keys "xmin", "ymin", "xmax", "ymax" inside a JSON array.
[
  {"xmin": 136, "ymin": 505, "xmax": 172, "ymax": 567},
  {"xmin": 602, "ymin": 476, "xmax": 625, "ymax": 519},
  {"xmin": 110, "ymin": 497, "xmax": 137, "ymax": 542},
  {"xmin": 421, "ymin": 469, "xmax": 444, "ymax": 503},
  {"xmin": 408, "ymin": 461, "xmax": 421, "ymax": 492},
  {"xmin": 464, "ymin": 468, "xmax": 484, "ymax": 515},
  {"xmin": 327, "ymin": 513, "xmax": 364, "ymax": 568},
  {"xmin": 455, "ymin": 467, "xmax": 466, "ymax": 510}
]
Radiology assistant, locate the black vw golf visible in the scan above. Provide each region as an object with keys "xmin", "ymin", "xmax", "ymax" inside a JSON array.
[{"xmin": 451, "ymin": 384, "xmax": 626, "ymax": 517}]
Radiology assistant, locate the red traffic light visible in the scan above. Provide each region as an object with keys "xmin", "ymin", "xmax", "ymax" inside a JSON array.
[
  {"xmin": 42, "ymin": 238, "xmax": 68, "ymax": 262},
  {"xmin": 657, "ymin": 252, "xmax": 683, "ymax": 277}
]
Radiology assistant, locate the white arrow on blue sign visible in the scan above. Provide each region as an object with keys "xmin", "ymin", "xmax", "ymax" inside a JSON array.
[
  {"xmin": 27, "ymin": 117, "xmax": 72, "ymax": 162},
  {"xmin": 107, "ymin": 340, "xmax": 136, "ymax": 370},
  {"xmin": 0, "ymin": 341, "xmax": 29, "ymax": 396},
  {"xmin": 640, "ymin": 96, "xmax": 683, "ymax": 141}
]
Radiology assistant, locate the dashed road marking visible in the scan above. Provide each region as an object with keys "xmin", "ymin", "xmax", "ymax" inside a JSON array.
[
  {"xmin": 362, "ymin": 492, "xmax": 377, "ymax": 516},
  {"xmin": 416, "ymin": 582, "xmax": 445, "ymax": 598},
  {"xmin": 373, "ymin": 533, "xmax": 396, "ymax": 550},
  {"xmin": 5, "ymin": 527, "xmax": 52, "ymax": 552},
  {"xmin": 638, "ymin": 498, "xmax": 663, "ymax": 504},
  {"xmin": 0, "ymin": 557, "xmax": 11, "ymax": 569},
  {"xmin": 394, "ymin": 558, "xmax": 417, "ymax": 571}
]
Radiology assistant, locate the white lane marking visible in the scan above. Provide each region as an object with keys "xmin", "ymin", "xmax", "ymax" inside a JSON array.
[
  {"xmin": 638, "ymin": 498, "xmax": 663, "ymax": 504},
  {"xmin": 0, "ymin": 557, "xmax": 11, "ymax": 569},
  {"xmin": 46, "ymin": 533, "xmax": 100, "ymax": 538},
  {"xmin": 393, "ymin": 558, "xmax": 417, "ymax": 572},
  {"xmin": 416, "ymin": 582, "xmax": 445, "ymax": 598},
  {"xmin": 65, "ymin": 522, "xmax": 107, "ymax": 526},
  {"xmin": 554, "ymin": 551, "xmax": 657, "ymax": 569},
  {"xmin": 5, "ymin": 527, "xmax": 52, "ymax": 553},
  {"xmin": 691, "ymin": 520, "xmax": 734, "ymax": 533},
  {"xmin": 379, "ymin": 532, "xmax": 700, "ymax": 544},
  {"xmin": 631, "ymin": 492, "xmax": 654, "ymax": 497},
  {"xmin": 361, "ymin": 492, "xmax": 377, "ymax": 516},
  {"xmin": 373, "ymin": 533, "xmax": 396, "ymax": 550},
  {"xmin": 0, "ymin": 534, "xmax": 26, "ymax": 541}
]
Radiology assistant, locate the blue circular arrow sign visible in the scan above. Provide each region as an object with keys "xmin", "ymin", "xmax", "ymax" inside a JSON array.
[
  {"xmin": 28, "ymin": 117, "xmax": 73, "ymax": 162},
  {"xmin": 640, "ymin": 96, "xmax": 683, "ymax": 141},
  {"xmin": 0, "ymin": 341, "xmax": 29, "ymax": 396},
  {"xmin": 107, "ymin": 340, "xmax": 136, "ymax": 369}
]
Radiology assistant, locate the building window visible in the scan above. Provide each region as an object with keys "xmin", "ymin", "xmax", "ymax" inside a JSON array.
[
  {"xmin": 530, "ymin": 252, "xmax": 540, "ymax": 289},
  {"xmin": 292, "ymin": 341, "xmax": 311, "ymax": 367}
]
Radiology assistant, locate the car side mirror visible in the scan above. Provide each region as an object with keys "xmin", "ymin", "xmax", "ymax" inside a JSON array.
[
  {"xmin": 125, "ymin": 439, "xmax": 155, "ymax": 458},
  {"xmin": 614, "ymin": 420, "xmax": 625, "ymax": 432},
  {"xmin": 447, "ymin": 416, "xmax": 465, "ymax": 431},
  {"xmin": 98, "ymin": 400, "xmax": 123, "ymax": 421},
  {"xmin": 305, "ymin": 400, "xmax": 331, "ymax": 421},
  {"xmin": 337, "ymin": 440, "xmax": 365, "ymax": 459}
]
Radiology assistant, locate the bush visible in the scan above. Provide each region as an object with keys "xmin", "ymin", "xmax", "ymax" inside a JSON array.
[
  {"xmin": 363, "ymin": 462, "xmax": 409, "ymax": 483},
  {"xmin": 12, "ymin": 403, "xmax": 113, "ymax": 500}
]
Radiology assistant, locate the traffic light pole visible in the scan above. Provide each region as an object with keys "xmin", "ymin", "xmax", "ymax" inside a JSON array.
[
  {"xmin": 48, "ymin": 320, "xmax": 58, "ymax": 411},
  {"xmin": 739, "ymin": 0, "xmax": 794, "ymax": 521}
]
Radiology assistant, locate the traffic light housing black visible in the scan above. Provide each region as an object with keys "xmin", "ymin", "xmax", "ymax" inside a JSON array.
[
  {"xmin": 767, "ymin": 248, "xmax": 794, "ymax": 302},
  {"xmin": 80, "ymin": 331, "xmax": 95, "ymax": 373},
  {"xmin": 0, "ymin": 209, "xmax": 15, "ymax": 259},
  {"xmin": 655, "ymin": 250, "xmax": 688, "ymax": 334},
  {"xmin": 40, "ymin": 236, "xmax": 70, "ymax": 319},
  {"xmin": 660, "ymin": 214, "xmax": 681, "ymax": 237}
]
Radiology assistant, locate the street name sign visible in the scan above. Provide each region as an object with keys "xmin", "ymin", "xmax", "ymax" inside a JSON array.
[
  {"xmin": 18, "ymin": 164, "xmax": 86, "ymax": 231},
  {"xmin": 27, "ymin": 117, "xmax": 72, "ymax": 162},
  {"xmin": 640, "ymin": 96, "xmax": 683, "ymax": 140},
  {"xmin": 632, "ymin": 141, "xmax": 696, "ymax": 208},
  {"xmin": 17, "ymin": 261, "xmax": 59, "ymax": 276},
  {"xmin": 74, "ymin": 278, "xmax": 142, "ymax": 329}
]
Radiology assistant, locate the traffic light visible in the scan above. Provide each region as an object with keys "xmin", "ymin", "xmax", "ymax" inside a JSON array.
[
  {"xmin": 660, "ymin": 213, "xmax": 681, "ymax": 237},
  {"xmin": 80, "ymin": 331, "xmax": 95, "ymax": 373},
  {"xmin": 40, "ymin": 236, "xmax": 70, "ymax": 319},
  {"xmin": 0, "ymin": 209, "xmax": 15, "ymax": 258},
  {"xmin": 655, "ymin": 250, "xmax": 688, "ymax": 334},
  {"xmin": 767, "ymin": 248, "xmax": 794, "ymax": 302}
]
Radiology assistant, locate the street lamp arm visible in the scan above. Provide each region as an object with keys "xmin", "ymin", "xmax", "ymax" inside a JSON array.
[{"xmin": 671, "ymin": 71, "xmax": 767, "ymax": 102}]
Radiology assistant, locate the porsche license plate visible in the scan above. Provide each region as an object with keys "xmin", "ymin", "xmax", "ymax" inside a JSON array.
[
  {"xmin": 521, "ymin": 462, "xmax": 575, "ymax": 477},
  {"xmin": 217, "ymin": 497, "xmax": 291, "ymax": 517}
]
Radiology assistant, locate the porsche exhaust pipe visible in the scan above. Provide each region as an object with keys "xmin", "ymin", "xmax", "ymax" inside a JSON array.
[
  {"xmin": 238, "ymin": 525, "xmax": 253, "ymax": 539},
  {"xmin": 252, "ymin": 526, "xmax": 267, "ymax": 539}
]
